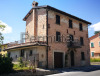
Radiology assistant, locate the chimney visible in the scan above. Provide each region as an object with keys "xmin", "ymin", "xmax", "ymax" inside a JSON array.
[{"xmin": 32, "ymin": 1, "xmax": 38, "ymax": 7}]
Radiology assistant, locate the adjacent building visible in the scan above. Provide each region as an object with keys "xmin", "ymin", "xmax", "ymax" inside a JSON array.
[
  {"xmin": 0, "ymin": 43, "xmax": 8, "ymax": 55},
  {"xmin": 89, "ymin": 33, "xmax": 100, "ymax": 58},
  {"xmin": 5, "ymin": 1, "xmax": 91, "ymax": 68}
]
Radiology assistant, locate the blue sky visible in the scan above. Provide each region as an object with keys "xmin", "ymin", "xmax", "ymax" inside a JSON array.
[{"xmin": 0, "ymin": 0, "xmax": 100, "ymax": 43}]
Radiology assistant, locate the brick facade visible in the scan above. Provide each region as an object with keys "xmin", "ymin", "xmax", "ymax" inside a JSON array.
[{"xmin": 23, "ymin": 2, "xmax": 91, "ymax": 68}]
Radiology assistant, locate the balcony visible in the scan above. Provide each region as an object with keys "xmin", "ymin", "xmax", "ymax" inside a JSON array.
[{"xmin": 67, "ymin": 40, "xmax": 81, "ymax": 48}]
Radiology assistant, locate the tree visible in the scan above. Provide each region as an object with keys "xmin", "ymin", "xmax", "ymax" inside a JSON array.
[
  {"xmin": 0, "ymin": 22, "xmax": 5, "ymax": 45},
  {"xmin": 94, "ymin": 31, "xmax": 100, "ymax": 35}
]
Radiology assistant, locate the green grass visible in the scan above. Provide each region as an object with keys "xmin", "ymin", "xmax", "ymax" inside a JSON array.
[
  {"xmin": 13, "ymin": 64, "xmax": 34, "ymax": 71},
  {"xmin": 90, "ymin": 58, "xmax": 100, "ymax": 62}
]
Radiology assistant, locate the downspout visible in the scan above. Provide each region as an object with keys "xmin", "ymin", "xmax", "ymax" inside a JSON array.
[{"xmin": 46, "ymin": 8, "xmax": 48, "ymax": 68}]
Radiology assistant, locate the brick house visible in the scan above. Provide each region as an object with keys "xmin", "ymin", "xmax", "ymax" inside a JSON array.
[
  {"xmin": 5, "ymin": 1, "xmax": 91, "ymax": 69},
  {"xmin": 89, "ymin": 33, "xmax": 100, "ymax": 58}
]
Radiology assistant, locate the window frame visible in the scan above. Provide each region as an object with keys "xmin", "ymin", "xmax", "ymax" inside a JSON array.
[
  {"xmin": 69, "ymin": 19, "xmax": 73, "ymax": 28},
  {"xmin": 91, "ymin": 52, "xmax": 94, "ymax": 57},
  {"xmin": 56, "ymin": 31, "xmax": 61, "ymax": 42},
  {"xmin": 99, "ymin": 41, "xmax": 100, "ymax": 47},
  {"xmin": 80, "ymin": 37, "xmax": 84, "ymax": 46},
  {"xmin": 29, "ymin": 50, "xmax": 32, "ymax": 56},
  {"xmin": 91, "ymin": 42, "xmax": 94, "ymax": 48},
  {"xmin": 81, "ymin": 52, "xmax": 85, "ymax": 60},
  {"xmin": 56, "ymin": 15, "xmax": 60, "ymax": 25},
  {"xmin": 79, "ymin": 23, "xmax": 83, "ymax": 31},
  {"xmin": 20, "ymin": 49, "xmax": 24, "ymax": 57}
]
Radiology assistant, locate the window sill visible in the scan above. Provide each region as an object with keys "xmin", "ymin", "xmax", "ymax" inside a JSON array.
[
  {"xmin": 69, "ymin": 27, "xmax": 73, "ymax": 29},
  {"xmin": 56, "ymin": 23, "xmax": 60, "ymax": 25},
  {"xmin": 79, "ymin": 30, "xmax": 83, "ymax": 32}
]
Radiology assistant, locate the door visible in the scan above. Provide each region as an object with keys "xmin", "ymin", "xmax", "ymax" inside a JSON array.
[
  {"xmin": 54, "ymin": 52, "xmax": 63, "ymax": 68},
  {"xmin": 70, "ymin": 51, "xmax": 74, "ymax": 66}
]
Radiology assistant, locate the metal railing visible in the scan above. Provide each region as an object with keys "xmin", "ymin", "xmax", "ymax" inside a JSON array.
[{"xmin": 67, "ymin": 39, "xmax": 81, "ymax": 48}]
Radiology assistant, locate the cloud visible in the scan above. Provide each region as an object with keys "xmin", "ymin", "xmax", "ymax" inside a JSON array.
[
  {"xmin": 89, "ymin": 22, "xmax": 100, "ymax": 31},
  {"xmin": 0, "ymin": 20, "xmax": 12, "ymax": 34}
]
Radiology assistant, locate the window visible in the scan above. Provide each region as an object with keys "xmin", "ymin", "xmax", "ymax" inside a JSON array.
[
  {"xmin": 99, "ymin": 54, "xmax": 100, "ymax": 57},
  {"xmin": 91, "ymin": 52, "xmax": 94, "ymax": 57},
  {"xmin": 99, "ymin": 34, "xmax": 100, "ymax": 38},
  {"xmin": 56, "ymin": 32, "xmax": 61, "ymax": 42},
  {"xmin": 99, "ymin": 42, "xmax": 100, "ymax": 47},
  {"xmin": 69, "ymin": 35, "xmax": 74, "ymax": 41},
  {"xmin": 91, "ymin": 42, "xmax": 94, "ymax": 47},
  {"xmin": 67, "ymin": 29, "xmax": 68, "ymax": 33},
  {"xmin": 8, "ymin": 52, "xmax": 11, "ymax": 58},
  {"xmin": 69, "ymin": 19, "xmax": 73, "ymax": 28},
  {"xmin": 0, "ymin": 48, "xmax": 1, "ymax": 52},
  {"xmin": 56, "ymin": 15, "xmax": 60, "ymax": 24},
  {"xmin": 81, "ymin": 52, "xmax": 85, "ymax": 60},
  {"xmin": 80, "ymin": 37, "xmax": 84, "ymax": 45},
  {"xmin": 20, "ymin": 49, "xmax": 24, "ymax": 57},
  {"xmin": 74, "ymin": 31, "xmax": 75, "ymax": 35},
  {"xmin": 29, "ymin": 50, "xmax": 32, "ymax": 56},
  {"xmin": 79, "ymin": 23, "xmax": 83, "ymax": 31}
]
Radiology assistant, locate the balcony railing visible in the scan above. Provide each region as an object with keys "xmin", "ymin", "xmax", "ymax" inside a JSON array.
[{"xmin": 66, "ymin": 40, "xmax": 81, "ymax": 48}]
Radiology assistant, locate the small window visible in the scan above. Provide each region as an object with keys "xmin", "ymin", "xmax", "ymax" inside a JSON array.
[
  {"xmin": 74, "ymin": 31, "xmax": 75, "ymax": 35},
  {"xmin": 69, "ymin": 19, "xmax": 73, "ymax": 28},
  {"xmin": 69, "ymin": 35, "xmax": 74, "ymax": 41},
  {"xmin": 56, "ymin": 32, "xmax": 61, "ymax": 42},
  {"xmin": 29, "ymin": 50, "xmax": 32, "ymax": 56},
  {"xmin": 56, "ymin": 15, "xmax": 60, "ymax": 24},
  {"xmin": 99, "ymin": 34, "xmax": 100, "ymax": 38},
  {"xmin": 81, "ymin": 52, "xmax": 85, "ymax": 60},
  {"xmin": 79, "ymin": 23, "xmax": 83, "ymax": 31},
  {"xmin": 43, "ymin": 25, "xmax": 44, "ymax": 29},
  {"xmin": 99, "ymin": 42, "xmax": 100, "ymax": 47},
  {"xmin": 91, "ymin": 42, "xmax": 94, "ymax": 47},
  {"xmin": 8, "ymin": 52, "xmax": 11, "ymax": 58},
  {"xmin": 99, "ymin": 54, "xmax": 100, "ymax": 57},
  {"xmin": 67, "ymin": 29, "xmax": 68, "ymax": 33},
  {"xmin": 80, "ymin": 37, "xmax": 84, "ymax": 45},
  {"xmin": 0, "ymin": 48, "xmax": 1, "ymax": 52},
  {"xmin": 91, "ymin": 52, "xmax": 94, "ymax": 57},
  {"xmin": 20, "ymin": 49, "xmax": 24, "ymax": 57}
]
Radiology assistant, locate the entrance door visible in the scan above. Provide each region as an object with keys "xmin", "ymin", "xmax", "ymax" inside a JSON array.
[
  {"xmin": 54, "ymin": 52, "xmax": 63, "ymax": 68},
  {"xmin": 70, "ymin": 51, "xmax": 74, "ymax": 66}
]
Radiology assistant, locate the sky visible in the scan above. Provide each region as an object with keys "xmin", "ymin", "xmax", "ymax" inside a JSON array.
[{"xmin": 0, "ymin": 0, "xmax": 100, "ymax": 43}]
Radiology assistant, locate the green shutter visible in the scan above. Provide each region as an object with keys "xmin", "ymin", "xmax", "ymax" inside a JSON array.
[
  {"xmin": 91, "ymin": 43, "xmax": 94, "ymax": 47},
  {"xmin": 91, "ymin": 52, "xmax": 94, "ymax": 57}
]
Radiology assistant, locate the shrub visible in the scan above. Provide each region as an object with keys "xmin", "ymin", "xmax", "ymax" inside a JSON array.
[
  {"xmin": 0, "ymin": 55, "xmax": 13, "ymax": 74},
  {"xmin": 17, "ymin": 57, "xmax": 24, "ymax": 68},
  {"xmin": 90, "ymin": 58, "xmax": 100, "ymax": 62}
]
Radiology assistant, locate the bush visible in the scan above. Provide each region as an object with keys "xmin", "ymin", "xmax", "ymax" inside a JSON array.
[
  {"xmin": 17, "ymin": 57, "xmax": 24, "ymax": 68},
  {"xmin": 90, "ymin": 58, "xmax": 100, "ymax": 62},
  {"xmin": 0, "ymin": 55, "xmax": 13, "ymax": 74}
]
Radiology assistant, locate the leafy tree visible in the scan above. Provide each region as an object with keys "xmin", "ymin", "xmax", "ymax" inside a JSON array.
[
  {"xmin": 0, "ymin": 22, "xmax": 5, "ymax": 45},
  {"xmin": 94, "ymin": 31, "xmax": 100, "ymax": 35}
]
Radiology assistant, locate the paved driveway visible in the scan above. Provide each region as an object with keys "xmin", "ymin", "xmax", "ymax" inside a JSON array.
[
  {"xmin": 46, "ymin": 65, "xmax": 100, "ymax": 76},
  {"xmin": 47, "ymin": 70, "xmax": 100, "ymax": 76}
]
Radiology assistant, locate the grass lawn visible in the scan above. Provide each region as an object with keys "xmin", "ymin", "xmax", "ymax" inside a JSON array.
[{"xmin": 13, "ymin": 64, "xmax": 35, "ymax": 71}]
